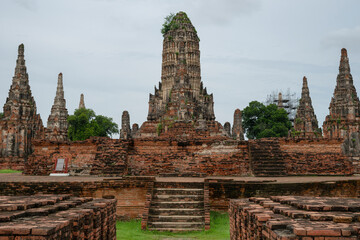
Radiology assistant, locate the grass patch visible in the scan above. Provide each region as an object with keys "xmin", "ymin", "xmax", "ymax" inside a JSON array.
[
  {"xmin": 116, "ymin": 211, "xmax": 229, "ymax": 240},
  {"xmin": 0, "ymin": 169, "xmax": 22, "ymax": 173}
]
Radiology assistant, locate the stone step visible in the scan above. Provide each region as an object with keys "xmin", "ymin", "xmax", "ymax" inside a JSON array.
[
  {"xmin": 254, "ymin": 172, "xmax": 287, "ymax": 177},
  {"xmin": 154, "ymin": 182, "xmax": 204, "ymax": 189},
  {"xmin": 149, "ymin": 215, "xmax": 204, "ymax": 222},
  {"xmin": 253, "ymin": 166, "xmax": 286, "ymax": 171},
  {"xmin": 148, "ymin": 222, "xmax": 204, "ymax": 229},
  {"xmin": 147, "ymin": 227, "xmax": 203, "ymax": 232},
  {"xmin": 252, "ymin": 163, "xmax": 286, "ymax": 167},
  {"xmin": 154, "ymin": 188, "xmax": 204, "ymax": 195},
  {"xmin": 149, "ymin": 208, "xmax": 204, "ymax": 216},
  {"xmin": 153, "ymin": 195, "xmax": 203, "ymax": 201},
  {"xmin": 151, "ymin": 201, "xmax": 204, "ymax": 209}
]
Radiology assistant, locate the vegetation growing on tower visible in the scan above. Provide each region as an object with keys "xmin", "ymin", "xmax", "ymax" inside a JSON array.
[{"xmin": 161, "ymin": 12, "xmax": 199, "ymax": 40}]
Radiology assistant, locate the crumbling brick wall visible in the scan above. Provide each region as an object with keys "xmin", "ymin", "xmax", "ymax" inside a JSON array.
[
  {"xmin": 24, "ymin": 137, "xmax": 130, "ymax": 176},
  {"xmin": 128, "ymin": 137, "xmax": 250, "ymax": 176},
  {"xmin": 25, "ymin": 136, "xmax": 353, "ymax": 177},
  {"xmin": 279, "ymin": 138, "xmax": 353, "ymax": 175}
]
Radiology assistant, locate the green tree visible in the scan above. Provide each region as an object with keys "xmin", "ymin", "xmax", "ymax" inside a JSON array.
[
  {"xmin": 161, "ymin": 13, "xmax": 175, "ymax": 35},
  {"xmin": 242, "ymin": 101, "xmax": 291, "ymax": 139},
  {"xmin": 68, "ymin": 108, "xmax": 119, "ymax": 141},
  {"xmin": 0, "ymin": 112, "xmax": 3, "ymax": 119}
]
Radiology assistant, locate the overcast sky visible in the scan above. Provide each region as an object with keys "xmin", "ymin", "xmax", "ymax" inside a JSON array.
[{"xmin": 1, "ymin": 0, "xmax": 360, "ymax": 137}]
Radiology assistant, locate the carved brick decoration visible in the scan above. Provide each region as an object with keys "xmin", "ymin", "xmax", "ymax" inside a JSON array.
[
  {"xmin": 323, "ymin": 48, "xmax": 360, "ymax": 139},
  {"xmin": 137, "ymin": 12, "xmax": 225, "ymax": 138},
  {"xmin": 120, "ymin": 110, "xmax": 131, "ymax": 139},
  {"xmin": 232, "ymin": 109, "xmax": 244, "ymax": 140},
  {"xmin": 294, "ymin": 76, "xmax": 319, "ymax": 137},
  {"xmin": 0, "ymin": 44, "xmax": 44, "ymax": 168},
  {"xmin": 78, "ymin": 93, "xmax": 85, "ymax": 109},
  {"xmin": 45, "ymin": 73, "xmax": 69, "ymax": 141}
]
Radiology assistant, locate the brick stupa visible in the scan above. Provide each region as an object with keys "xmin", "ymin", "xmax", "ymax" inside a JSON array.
[
  {"xmin": 232, "ymin": 109, "xmax": 244, "ymax": 140},
  {"xmin": 323, "ymin": 48, "xmax": 360, "ymax": 139},
  {"xmin": 135, "ymin": 12, "xmax": 226, "ymax": 138},
  {"xmin": 0, "ymin": 44, "xmax": 44, "ymax": 167},
  {"xmin": 294, "ymin": 76, "xmax": 320, "ymax": 137},
  {"xmin": 45, "ymin": 73, "xmax": 69, "ymax": 141}
]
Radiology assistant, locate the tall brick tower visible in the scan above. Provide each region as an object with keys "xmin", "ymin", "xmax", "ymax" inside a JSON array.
[
  {"xmin": 45, "ymin": 73, "xmax": 69, "ymax": 141},
  {"xmin": 323, "ymin": 48, "xmax": 360, "ymax": 138},
  {"xmin": 0, "ymin": 44, "xmax": 44, "ymax": 166},
  {"xmin": 136, "ymin": 12, "xmax": 225, "ymax": 138},
  {"xmin": 147, "ymin": 12, "xmax": 215, "ymax": 122},
  {"xmin": 294, "ymin": 76, "xmax": 319, "ymax": 137}
]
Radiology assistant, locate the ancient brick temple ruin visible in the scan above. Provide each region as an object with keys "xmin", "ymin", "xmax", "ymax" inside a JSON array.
[
  {"xmin": 120, "ymin": 111, "xmax": 131, "ymax": 140},
  {"xmin": 45, "ymin": 73, "xmax": 69, "ymax": 141},
  {"xmin": 232, "ymin": 109, "xmax": 244, "ymax": 140},
  {"xmin": 0, "ymin": 44, "xmax": 44, "ymax": 170},
  {"xmin": 293, "ymin": 76, "xmax": 320, "ymax": 137},
  {"xmin": 323, "ymin": 48, "xmax": 360, "ymax": 139},
  {"xmin": 135, "ymin": 12, "xmax": 224, "ymax": 138},
  {"xmin": 230, "ymin": 196, "xmax": 360, "ymax": 239},
  {"xmin": 78, "ymin": 93, "xmax": 85, "ymax": 109},
  {"xmin": 1, "ymin": 12, "xmax": 360, "ymax": 179}
]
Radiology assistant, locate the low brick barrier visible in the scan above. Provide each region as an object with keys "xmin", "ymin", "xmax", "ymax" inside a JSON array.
[
  {"xmin": 0, "ymin": 194, "xmax": 117, "ymax": 239},
  {"xmin": 229, "ymin": 196, "xmax": 360, "ymax": 240}
]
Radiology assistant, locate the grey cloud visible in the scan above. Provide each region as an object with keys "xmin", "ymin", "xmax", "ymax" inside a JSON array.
[
  {"xmin": 14, "ymin": 0, "xmax": 37, "ymax": 11},
  {"xmin": 321, "ymin": 26, "xmax": 360, "ymax": 52}
]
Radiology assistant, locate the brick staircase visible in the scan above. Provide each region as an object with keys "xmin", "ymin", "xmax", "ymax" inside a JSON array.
[
  {"xmin": 249, "ymin": 139, "xmax": 287, "ymax": 176},
  {"xmin": 144, "ymin": 181, "xmax": 208, "ymax": 232}
]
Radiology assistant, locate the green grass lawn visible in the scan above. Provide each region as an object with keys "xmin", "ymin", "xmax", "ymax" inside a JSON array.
[
  {"xmin": 0, "ymin": 169, "xmax": 22, "ymax": 173},
  {"xmin": 116, "ymin": 211, "xmax": 229, "ymax": 240}
]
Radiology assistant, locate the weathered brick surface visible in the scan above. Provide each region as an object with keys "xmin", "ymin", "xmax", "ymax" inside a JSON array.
[
  {"xmin": 230, "ymin": 196, "xmax": 360, "ymax": 240},
  {"xmin": 323, "ymin": 48, "xmax": 360, "ymax": 139},
  {"xmin": 280, "ymin": 138, "xmax": 353, "ymax": 175},
  {"xmin": 0, "ymin": 44, "xmax": 44, "ymax": 170},
  {"xmin": 24, "ymin": 136, "xmax": 352, "ymax": 177},
  {"xmin": 129, "ymin": 135, "xmax": 250, "ymax": 176},
  {"xmin": 0, "ymin": 195, "xmax": 116, "ymax": 239},
  {"xmin": 0, "ymin": 176, "xmax": 360, "ymax": 220},
  {"xmin": 24, "ymin": 137, "xmax": 129, "ymax": 176},
  {"xmin": 209, "ymin": 179, "xmax": 359, "ymax": 212},
  {"xmin": 25, "ymin": 134, "xmax": 251, "ymax": 176},
  {"xmin": 0, "ymin": 176, "xmax": 154, "ymax": 219}
]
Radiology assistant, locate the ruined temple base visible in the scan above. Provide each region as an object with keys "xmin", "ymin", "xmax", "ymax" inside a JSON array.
[
  {"xmin": 230, "ymin": 196, "xmax": 360, "ymax": 240},
  {"xmin": 0, "ymin": 194, "xmax": 117, "ymax": 239},
  {"xmin": 1, "ymin": 173, "xmax": 360, "ymax": 220}
]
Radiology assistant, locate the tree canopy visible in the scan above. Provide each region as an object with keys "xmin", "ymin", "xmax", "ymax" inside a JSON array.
[
  {"xmin": 68, "ymin": 108, "xmax": 119, "ymax": 141},
  {"xmin": 0, "ymin": 112, "xmax": 3, "ymax": 119},
  {"xmin": 242, "ymin": 101, "xmax": 292, "ymax": 139}
]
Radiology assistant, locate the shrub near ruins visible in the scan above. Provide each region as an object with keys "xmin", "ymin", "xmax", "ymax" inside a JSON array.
[{"xmin": 68, "ymin": 108, "xmax": 119, "ymax": 141}]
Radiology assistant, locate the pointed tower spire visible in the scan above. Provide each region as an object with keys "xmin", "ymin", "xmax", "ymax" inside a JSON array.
[
  {"xmin": 120, "ymin": 111, "xmax": 131, "ymax": 140},
  {"xmin": 45, "ymin": 73, "xmax": 68, "ymax": 141},
  {"xmin": 79, "ymin": 93, "xmax": 85, "ymax": 109},
  {"xmin": 145, "ymin": 11, "xmax": 215, "ymax": 122},
  {"xmin": 323, "ymin": 48, "xmax": 360, "ymax": 139},
  {"xmin": 339, "ymin": 48, "xmax": 350, "ymax": 75},
  {"xmin": 14, "ymin": 43, "xmax": 26, "ymax": 76},
  {"xmin": 0, "ymin": 44, "xmax": 44, "ymax": 160},
  {"xmin": 294, "ymin": 76, "xmax": 319, "ymax": 138},
  {"xmin": 277, "ymin": 92, "xmax": 283, "ymax": 108}
]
